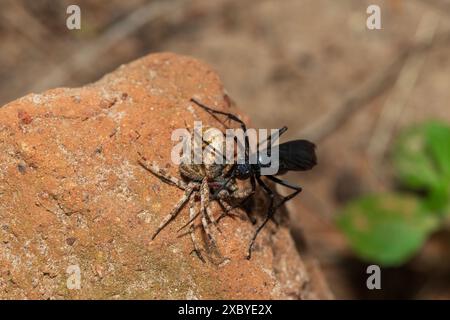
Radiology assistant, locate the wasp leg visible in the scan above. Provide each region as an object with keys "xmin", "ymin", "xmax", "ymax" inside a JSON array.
[
  {"xmin": 266, "ymin": 175, "xmax": 302, "ymax": 209},
  {"xmin": 247, "ymin": 176, "xmax": 275, "ymax": 259},
  {"xmin": 256, "ymin": 126, "xmax": 288, "ymax": 150}
]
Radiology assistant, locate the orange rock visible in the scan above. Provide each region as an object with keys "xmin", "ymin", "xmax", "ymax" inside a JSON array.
[
  {"xmin": 17, "ymin": 109, "xmax": 33, "ymax": 125},
  {"xmin": 0, "ymin": 52, "xmax": 330, "ymax": 299}
]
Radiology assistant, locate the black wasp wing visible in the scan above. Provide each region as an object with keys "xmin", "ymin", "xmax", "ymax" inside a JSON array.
[{"xmin": 276, "ymin": 140, "xmax": 317, "ymax": 174}]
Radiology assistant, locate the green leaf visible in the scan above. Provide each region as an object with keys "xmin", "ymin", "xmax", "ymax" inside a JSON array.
[
  {"xmin": 393, "ymin": 121, "xmax": 450, "ymax": 213},
  {"xmin": 338, "ymin": 194, "xmax": 438, "ymax": 266},
  {"xmin": 427, "ymin": 123, "xmax": 450, "ymax": 178}
]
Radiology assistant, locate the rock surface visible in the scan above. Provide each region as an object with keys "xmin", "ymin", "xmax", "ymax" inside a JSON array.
[{"xmin": 0, "ymin": 52, "xmax": 330, "ymax": 299}]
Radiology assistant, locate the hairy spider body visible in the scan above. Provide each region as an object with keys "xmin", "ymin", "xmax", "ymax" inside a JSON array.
[{"xmin": 138, "ymin": 127, "xmax": 252, "ymax": 262}]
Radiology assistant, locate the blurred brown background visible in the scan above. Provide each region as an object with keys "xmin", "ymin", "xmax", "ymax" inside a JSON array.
[{"xmin": 1, "ymin": 0, "xmax": 450, "ymax": 299}]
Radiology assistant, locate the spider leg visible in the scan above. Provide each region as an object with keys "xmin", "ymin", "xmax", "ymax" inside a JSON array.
[
  {"xmin": 150, "ymin": 186, "xmax": 194, "ymax": 240},
  {"xmin": 201, "ymin": 178, "xmax": 221, "ymax": 233},
  {"xmin": 215, "ymin": 188, "xmax": 241, "ymax": 220},
  {"xmin": 201, "ymin": 204, "xmax": 217, "ymax": 249},
  {"xmin": 191, "ymin": 98, "xmax": 247, "ymax": 131},
  {"xmin": 199, "ymin": 182, "xmax": 220, "ymax": 250},
  {"xmin": 218, "ymin": 175, "xmax": 256, "ymax": 224},
  {"xmin": 216, "ymin": 195, "xmax": 247, "ymax": 223},
  {"xmin": 222, "ymin": 163, "xmax": 235, "ymax": 177},
  {"xmin": 191, "ymin": 98, "xmax": 250, "ymax": 161},
  {"xmin": 178, "ymin": 189, "xmax": 234, "ymax": 233},
  {"xmin": 188, "ymin": 194, "xmax": 205, "ymax": 262},
  {"xmin": 179, "ymin": 198, "xmax": 231, "ymax": 232},
  {"xmin": 217, "ymin": 198, "xmax": 234, "ymax": 216},
  {"xmin": 192, "ymin": 127, "xmax": 227, "ymax": 164},
  {"xmin": 177, "ymin": 207, "xmax": 201, "ymax": 232},
  {"xmin": 212, "ymin": 173, "xmax": 234, "ymax": 199},
  {"xmin": 138, "ymin": 156, "xmax": 186, "ymax": 190},
  {"xmin": 247, "ymin": 176, "xmax": 275, "ymax": 259}
]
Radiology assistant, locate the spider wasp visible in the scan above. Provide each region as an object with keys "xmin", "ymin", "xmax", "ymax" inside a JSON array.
[{"xmin": 191, "ymin": 98, "xmax": 317, "ymax": 259}]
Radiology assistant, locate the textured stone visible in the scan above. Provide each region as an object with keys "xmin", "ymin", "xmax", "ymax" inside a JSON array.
[{"xmin": 0, "ymin": 52, "xmax": 330, "ymax": 299}]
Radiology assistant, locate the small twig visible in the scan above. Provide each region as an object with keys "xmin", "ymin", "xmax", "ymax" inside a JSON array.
[
  {"xmin": 30, "ymin": 0, "xmax": 187, "ymax": 93},
  {"xmin": 3, "ymin": 1, "xmax": 54, "ymax": 46},
  {"xmin": 297, "ymin": 30, "xmax": 450, "ymax": 143},
  {"xmin": 416, "ymin": 0, "xmax": 450, "ymax": 17},
  {"xmin": 367, "ymin": 12, "xmax": 440, "ymax": 161}
]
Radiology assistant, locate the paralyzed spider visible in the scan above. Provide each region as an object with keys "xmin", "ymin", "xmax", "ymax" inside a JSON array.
[
  {"xmin": 191, "ymin": 98, "xmax": 317, "ymax": 259},
  {"xmin": 138, "ymin": 126, "xmax": 252, "ymax": 262}
]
